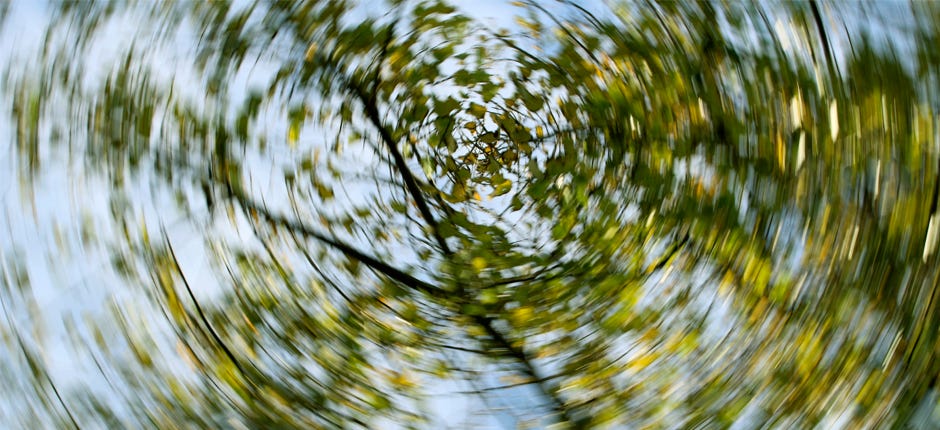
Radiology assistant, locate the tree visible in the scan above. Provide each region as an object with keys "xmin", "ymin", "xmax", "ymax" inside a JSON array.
[{"xmin": 3, "ymin": 0, "xmax": 940, "ymax": 428}]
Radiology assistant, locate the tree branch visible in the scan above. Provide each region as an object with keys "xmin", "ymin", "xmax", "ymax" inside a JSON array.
[
  {"xmin": 345, "ymin": 79, "xmax": 453, "ymax": 255},
  {"xmin": 809, "ymin": 0, "xmax": 838, "ymax": 83},
  {"xmin": 340, "ymin": 51, "xmax": 587, "ymax": 429},
  {"xmin": 305, "ymin": 43, "xmax": 583, "ymax": 427},
  {"xmin": 162, "ymin": 226, "xmax": 246, "ymax": 376},
  {"xmin": 476, "ymin": 315, "xmax": 588, "ymax": 428},
  {"xmin": 647, "ymin": 232, "xmax": 690, "ymax": 274},
  {"xmin": 225, "ymin": 185, "xmax": 447, "ymax": 300}
]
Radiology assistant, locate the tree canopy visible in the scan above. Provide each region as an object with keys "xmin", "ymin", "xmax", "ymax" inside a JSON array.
[{"xmin": 2, "ymin": 0, "xmax": 940, "ymax": 428}]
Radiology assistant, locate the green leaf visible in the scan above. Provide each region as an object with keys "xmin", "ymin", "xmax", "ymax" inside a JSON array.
[
  {"xmin": 434, "ymin": 97, "xmax": 461, "ymax": 116},
  {"xmin": 491, "ymin": 179, "xmax": 512, "ymax": 197},
  {"xmin": 469, "ymin": 102, "xmax": 487, "ymax": 118}
]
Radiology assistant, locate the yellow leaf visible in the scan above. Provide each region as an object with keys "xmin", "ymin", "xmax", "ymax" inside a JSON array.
[
  {"xmin": 829, "ymin": 100, "xmax": 839, "ymax": 140},
  {"xmin": 628, "ymin": 353, "xmax": 656, "ymax": 372},
  {"xmin": 472, "ymin": 257, "xmax": 487, "ymax": 270},
  {"xmin": 288, "ymin": 124, "xmax": 299, "ymax": 147},
  {"xmin": 390, "ymin": 371, "xmax": 415, "ymax": 389},
  {"xmin": 469, "ymin": 103, "xmax": 487, "ymax": 118},
  {"xmin": 513, "ymin": 306, "xmax": 533, "ymax": 323},
  {"xmin": 305, "ymin": 43, "xmax": 317, "ymax": 61}
]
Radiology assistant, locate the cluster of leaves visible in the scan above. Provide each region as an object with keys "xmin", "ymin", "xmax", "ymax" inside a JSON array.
[{"xmin": 4, "ymin": 0, "xmax": 940, "ymax": 428}]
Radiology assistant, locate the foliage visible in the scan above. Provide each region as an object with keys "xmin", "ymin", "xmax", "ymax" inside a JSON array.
[{"xmin": 3, "ymin": 0, "xmax": 940, "ymax": 428}]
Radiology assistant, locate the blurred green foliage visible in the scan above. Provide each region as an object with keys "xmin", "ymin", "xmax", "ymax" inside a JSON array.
[{"xmin": 4, "ymin": 0, "xmax": 940, "ymax": 428}]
